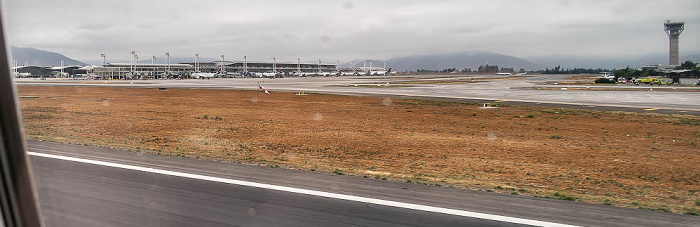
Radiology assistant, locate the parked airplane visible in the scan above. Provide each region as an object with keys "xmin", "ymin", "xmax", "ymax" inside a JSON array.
[
  {"xmin": 256, "ymin": 69, "xmax": 284, "ymax": 79},
  {"xmin": 375, "ymin": 68, "xmax": 392, "ymax": 76},
  {"xmin": 191, "ymin": 72, "xmax": 217, "ymax": 79},
  {"xmin": 600, "ymin": 72, "xmax": 615, "ymax": 79},
  {"xmin": 365, "ymin": 67, "xmax": 392, "ymax": 76}
]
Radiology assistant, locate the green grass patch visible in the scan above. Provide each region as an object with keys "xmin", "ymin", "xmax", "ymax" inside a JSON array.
[
  {"xmin": 603, "ymin": 199, "xmax": 612, "ymax": 206},
  {"xmin": 546, "ymin": 192, "xmax": 578, "ymax": 201},
  {"xmin": 332, "ymin": 169, "xmax": 344, "ymax": 175},
  {"xmin": 673, "ymin": 118, "xmax": 700, "ymax": 126},
  {"xmin": 637, "ymin": 205, "xmax": 671, "ymax": 212}
]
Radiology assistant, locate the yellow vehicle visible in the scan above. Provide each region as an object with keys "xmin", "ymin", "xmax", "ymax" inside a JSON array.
[
  {"xmin": 633, "ymin": 77, "xmax": 655, "ymax": 84},
  {"xmin": 633, "ymin": 77, "xmax": 672, "ymax": 85},
  {"xmin": 658, "ymin": 78, "xmax": 673, "ymax": 85}
]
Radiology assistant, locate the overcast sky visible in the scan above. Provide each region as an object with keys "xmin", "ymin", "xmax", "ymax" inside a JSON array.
[{"xmin": 4, "ymin": 0, "xmax": 700, "ymax": 64}]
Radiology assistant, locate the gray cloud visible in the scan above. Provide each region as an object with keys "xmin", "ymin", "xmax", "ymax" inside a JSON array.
[{"xmin": 5, "ymin": 0, "xmax": 699, "ymax": 65}]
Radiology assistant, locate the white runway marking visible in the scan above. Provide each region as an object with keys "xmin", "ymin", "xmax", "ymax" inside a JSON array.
[{"xmin": 29, "ymin": 151, "xmax": 577, "ymax": 227}]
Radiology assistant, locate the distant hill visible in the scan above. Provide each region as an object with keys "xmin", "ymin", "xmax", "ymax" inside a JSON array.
[
  {"xmin": 10, "ymin": 46, "xmax": 86, "ymax": 66},
  {"xmin": 343, "ymin": 52, "xmax": 540, "ymax": 71},
  {"xmin": 340, "ymin": 59, "xmax": 388, "ymax": 69}
]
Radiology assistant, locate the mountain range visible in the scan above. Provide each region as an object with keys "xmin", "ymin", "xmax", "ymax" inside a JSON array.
[
  {"xmin": 10, "ymin": 46, "xmax": 86, "ymax": 66},
  {"xmin": 9, "ymin": 46, "xmax": 700, "ymax": 71},
  {"xmin": 376, "ymin": 51, "xmax": 540, "ymax": 71}
]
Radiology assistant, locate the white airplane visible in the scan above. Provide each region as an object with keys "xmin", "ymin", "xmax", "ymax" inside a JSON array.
[
  {"xmin": 376, "ymin": 67, "xmax": 392, "ymax": 76},
  {"xmin": 191, "ymin": 72, "xmax": 217, "ymax": 79},
  {"xmin": 337, "ymin": 69, "xmax": 354, "ymax": 76},
  {"xmin": 293, "ymin": 72, "xmax": 313, "ymax": 77},
  {"xmin": 496, "ymin": 72, "xmax": 512, "ymax": 76},
  {"xmin": 256, "ymin": 69, "xmax": 284, "ymax": 79},
  {"xmin": 312, "ymin": 71, "xmax": 330, "ymax": 77},
  {"xmin": 600, "ymin": 72, "xmax": 615, "ymax": 79},
  {"xmin": 367, "ymin": 67, "xmax": 392, "ymax": 76}
]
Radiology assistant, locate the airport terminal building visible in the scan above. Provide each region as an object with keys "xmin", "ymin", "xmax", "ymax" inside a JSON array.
[{"xmin": 91, "ymin": 61, "xmax": 338, "ymax": 79}]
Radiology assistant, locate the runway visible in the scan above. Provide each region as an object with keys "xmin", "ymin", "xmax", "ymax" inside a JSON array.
[
  {"xmin": 15, "ymin": 75, "xmax": 700, "ymax": 116},
  {"xmin": 27, "ymin": 140, "xmax": 699, "ymax": 227}
]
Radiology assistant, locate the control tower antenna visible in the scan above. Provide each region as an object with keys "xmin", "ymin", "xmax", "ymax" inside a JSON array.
[{"xmin": 664, "ymin": 20, "xmax": 684, "ymax": 65}]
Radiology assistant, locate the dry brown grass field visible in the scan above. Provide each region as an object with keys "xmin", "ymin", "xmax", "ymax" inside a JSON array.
[{"xmin": 17, "ymin": 86, "xmax": 700, "ymax": 214}]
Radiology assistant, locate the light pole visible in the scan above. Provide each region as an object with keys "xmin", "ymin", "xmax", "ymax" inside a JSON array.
[
  {"xmin": 273, "ymin": 57, "xmax": 276, "ymax": 73},
  {"xmin": 134, "ymin": 54, "xmax": 139, "ymax": 79},
  {"xmin": 152, "ymin": 56, "xmax": 156, "ymax": 79},
  {"xmin": 297, "ymin": 58, "xmax": 301, "ymax": 74},
  {"xmin": 130, "ymin": 51, "xmax": 136, "ymax": 78},
  {"xmin": 60, "ymin": 60, "xmax": 64, "ymax": 78},
  {"xmin": 166, "ymin": 52, "xmax": 170, "ymax": 76},
  {"xmin": 244, "ymin": 56, "xmax": 247, "ymax": 74},
  {"xmin": 195, "ymin": 54, "xmax": 199, "ymax": 73},
  {"xmin": 221, "ymin": 55, "xmax": 225, "ymax": 74}
]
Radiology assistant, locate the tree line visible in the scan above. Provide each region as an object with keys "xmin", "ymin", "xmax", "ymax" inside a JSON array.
[
  {"xmin": 412, "ymin": 60, "xmax": 699, "ymax": 75},
  {"xmin": 415, "ymin": 64, "xmax": 525, "ymax": 73}
]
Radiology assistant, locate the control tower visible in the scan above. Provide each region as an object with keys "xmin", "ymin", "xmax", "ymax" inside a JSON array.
[{"xmin": 664, "ymin": 20, "xmax": 684, "ymax": 65}]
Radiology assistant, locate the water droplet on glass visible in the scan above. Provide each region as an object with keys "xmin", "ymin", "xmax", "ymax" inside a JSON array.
[{"xmin": 382, "ymin": 98, "xmax": 392, "ymax": 106}]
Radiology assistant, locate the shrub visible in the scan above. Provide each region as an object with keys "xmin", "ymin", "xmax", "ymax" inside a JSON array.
[
  {"xmin": 603, "ymin": 199, "xmax": 612, "ymax": 206},
  {"xmin": 550, "ymin": 134, "xmax": 563, "ymax": 139},
  {"xmin": 553, "ymin": 192, "xmax": 577, "ymax": 201},
  {"xmin": 595, "ymin": 78, "xmax": 615, "ymax": 84},
  {"xmin": 332, "ymin": 169, "xmax": 344, "ymax": 175},
  {"xmin": 638, "ymin": 205, "xmax": 670, "ymax": 212}
]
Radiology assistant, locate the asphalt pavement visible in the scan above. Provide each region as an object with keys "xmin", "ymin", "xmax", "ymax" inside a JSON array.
[{"xmin": 27, "ymin": 140, "xmax": 699, "ymax": 227}]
